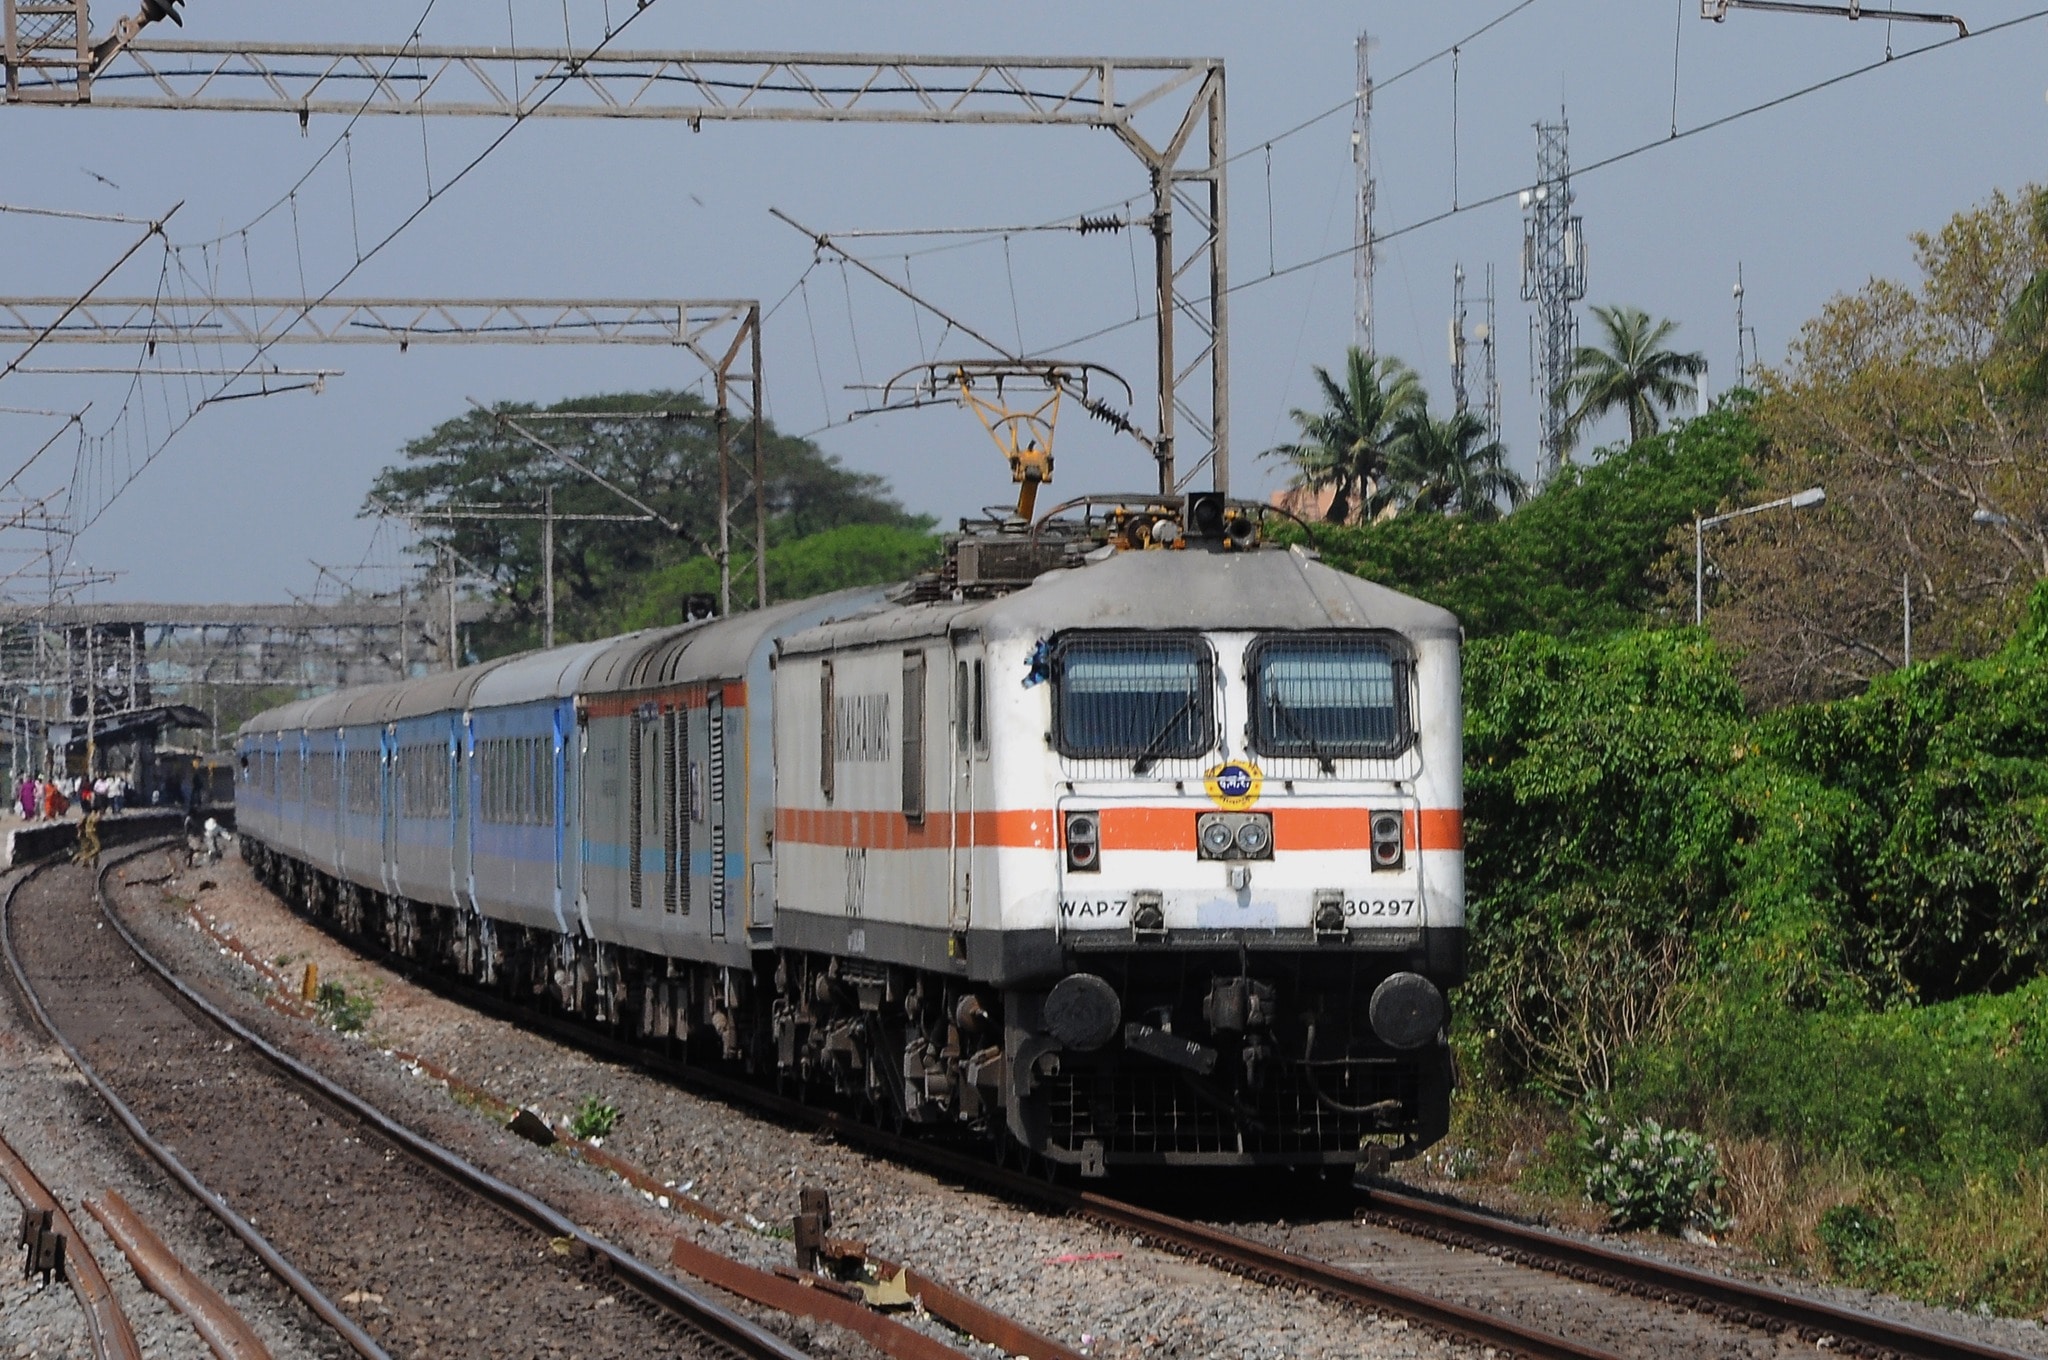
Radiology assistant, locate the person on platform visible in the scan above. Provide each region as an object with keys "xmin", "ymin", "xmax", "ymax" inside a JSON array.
[
  {"xmin": 108, "ymin": 775, "xmax": 128, "ymax": 813},
  {"xmin": 17, "ymin": 775, "xmax": 35, "ymax": 821},
  {"xmin": 42, "ymin": 779, "xmax": 66, "ymax": 821}
]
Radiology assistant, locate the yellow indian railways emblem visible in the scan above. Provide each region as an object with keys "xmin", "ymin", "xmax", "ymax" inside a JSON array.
[{"xmin": 1204, "ymin": 760, "xmax": 1263, "ymax": 811}]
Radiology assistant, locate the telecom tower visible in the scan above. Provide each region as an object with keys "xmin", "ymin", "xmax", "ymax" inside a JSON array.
[
  {"xmin": 1353, "ymin": 32, "xmax": 1375, "ymax": 354},
  {"xmin": 1520, "ymin": 116, "xmax": 1587, "ymax": 480},
  {"xmin": 1452, "ymin": 264, "xmax": 1504, "ymax": 442},
  {"xmin": 1482, "ymin": 263, "xmax": 1501, "ymax": 447}
]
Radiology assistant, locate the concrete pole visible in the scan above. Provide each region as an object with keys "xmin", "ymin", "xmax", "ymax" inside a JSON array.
[
  {"xmin": 85, "ymin": 626, "xmax": 96, "ymax": 781},
  {"xmin": 543, "ymin": 484, "xmax": 555, "ymax": 650},
  {"xmin": 1903, "ymin": 569, "xmax": 1912, "ymax": 667},
  {"xmin": 445, "ymin": 547, "xmax": 458, "ymax": 674},
  {"xmin": 1694, "ymin": 517, "xmax": 1705, "ymax": 626}
]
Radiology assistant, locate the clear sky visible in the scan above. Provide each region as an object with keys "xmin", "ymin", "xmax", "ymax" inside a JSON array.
[{"xmin": 4, "ymin": 0, "xmax": 2044, "ymax": 605}]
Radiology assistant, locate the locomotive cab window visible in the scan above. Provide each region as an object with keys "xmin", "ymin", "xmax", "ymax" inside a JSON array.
[
  {"xmin": 1053, "ymin": 634, "xmax": 1215, "ymax": 765},
  {"xmin": 1248, "ymin": 634, "xmax": 1411, "ymax": 762}
]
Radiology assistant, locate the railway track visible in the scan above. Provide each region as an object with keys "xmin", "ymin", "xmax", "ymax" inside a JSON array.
[
  {"xmin": 1, "ymin": 848, "xmax": 813, "ymax": 1360},
  {"xmin": 281, "ymin": 886, "xmax": 2045, "ymax": 1360},
  {"xmin": 1352, "ymin": 1186, "xmax": 2036, "ymax": 1360},
  {"xmin": 0, "ymin": 1115, "xmax": 143, "ymax": 1360},
  {"xmin": 93, "ymin": 846, "xmax": 2044, "ymax": 1360}
]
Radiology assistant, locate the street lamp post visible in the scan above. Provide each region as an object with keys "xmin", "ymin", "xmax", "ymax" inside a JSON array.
[{"xmin": 1694, "ymin": 486, "xmax": 1826, "ymax": 625}]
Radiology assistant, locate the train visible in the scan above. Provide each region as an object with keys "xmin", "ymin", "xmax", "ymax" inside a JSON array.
[{"xmin": 235, "ymin": 497, "xmax": 1465, "ymax": 1176}]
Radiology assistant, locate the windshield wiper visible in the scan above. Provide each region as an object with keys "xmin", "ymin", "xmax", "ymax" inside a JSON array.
[
  {"xmin": 1266, "ymin": 696, "xmax": 1336, "ymax": 774},
  {"xmin": 1132, "ymin": 693, "xmax": 1197, "ymax": 775}
]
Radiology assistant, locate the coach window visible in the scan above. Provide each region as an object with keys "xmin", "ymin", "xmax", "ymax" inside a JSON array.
[
  {"xmin": 901, "ymin": 650, "xmax": 926, "ymax": 823},
  {"xmin": 1248, "ymin": 634, "xmax": 1412, "ymax": 765},
  {"xmin": 1052, "ymin": 634, "xmax": 1214, "ymax": 769}
]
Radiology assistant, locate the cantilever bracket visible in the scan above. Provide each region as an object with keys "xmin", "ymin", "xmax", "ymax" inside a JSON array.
[
  {"xmin": 1700, "ymin": 0, "xmax": 1966, "ymax": 37},
  {"xmin": 90, "ymin": 1, "xmax": 186, "ymax": 75}
]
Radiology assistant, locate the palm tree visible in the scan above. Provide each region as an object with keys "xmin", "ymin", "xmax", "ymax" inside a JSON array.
[
  {"xmin": 1386, "ymin": 407, "xmax": 1525, "ymax": 521},
  {"xmin": 1264, "ymin": 348, "xmax": 1423, "ymax": 524},
  {"xmin": 2001, "ymin": 187, "xmax": 2048, "ymax": 394},
  {"xmin": 1558, "ymin": 305, "xmax": 1706, "ymax": 451}
]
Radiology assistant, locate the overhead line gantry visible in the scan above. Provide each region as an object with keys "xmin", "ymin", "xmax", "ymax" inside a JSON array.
[{"xmin": 3, "ymin": 19, "xmax": 1232, "ymax": 502}]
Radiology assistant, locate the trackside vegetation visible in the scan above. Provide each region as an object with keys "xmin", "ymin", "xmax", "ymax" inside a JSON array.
[
  {"xmin": 1451, "ymin": 592, "xmax": 2048, "ymax": 1313},
  {"xmin": 1273, "ymin": 183, "xmax": 2048, "ymax": 1315}
]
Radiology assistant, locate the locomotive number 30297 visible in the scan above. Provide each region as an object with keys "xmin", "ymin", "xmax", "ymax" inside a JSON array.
[{"xmin": 1344, "ymin": 897, "xmax": 1416, "ymax": 919}]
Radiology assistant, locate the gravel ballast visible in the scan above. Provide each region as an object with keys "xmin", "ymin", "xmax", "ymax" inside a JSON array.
[{"xmin": 121, "ymin": 847, "xmax": 1483, "ymax": 1360}]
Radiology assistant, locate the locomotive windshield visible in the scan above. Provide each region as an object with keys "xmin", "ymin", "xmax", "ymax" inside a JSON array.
[
  {"xmin": 1053, "ymin": 635, "xmax": 1214, "ymax": 767},
  {"xmin": 1249, "ymin": 635, "xmax": 1409, "ymax": 762}
]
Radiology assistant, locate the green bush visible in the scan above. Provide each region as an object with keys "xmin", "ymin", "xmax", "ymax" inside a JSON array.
[
  {"xmin": 1816, "ymin": 1204, "xmax": 1939, "ymax": 1294},
  {"xmin": 314, "ymin": 981, "xmax": 373, "ymax": 1034},
  {"xmin": 1581, "ymin": 1116, "xmax": 1729, "ymax": 1235},
  {"xmin": 569, "ymin": 1096, "xmax": 620, "ymax": 1141}
]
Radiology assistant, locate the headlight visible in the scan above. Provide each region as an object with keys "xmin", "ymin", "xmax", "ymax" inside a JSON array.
[
  {"xmin": 1200, "ymin": 819, "xmax": 1236, "ymax": 856},
  {"xmin": 1234, "ymin": 817, "xmax": 1272, "ymax": 856},
  {"xmin": 1196, "ymin": 811, "xmax": 1273, "ymax": 860}
]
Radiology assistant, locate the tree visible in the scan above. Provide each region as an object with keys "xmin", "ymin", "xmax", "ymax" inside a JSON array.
[
  {"xmin": 1264, "ymin": 348, "xmax": 1423, "ymax": 524},
  {"xmin": 1559, "ymin": 305, "xmax": 1707, "ymax": 451},
  {"xmin": 1713, "ymin": 185, "xmax": 2048, "ymax": 705},
  {"xmin": 364, "ymin": 390, "xmax": 924, "ymax": 654},
  {"xmin": 2000, "ymin": 186, "xmax": 2048, "ymax": 394},
  {"xmin": 620, "ymin": 523, "xmax": 942, "ymax": 630},
  {"xmin": 1384, "ymin": 406, "xmax": 1525, "ymax": 520},
  {"xmin": 1282, "ymin": 404, "xmax": 1757, "ymax": 639}
]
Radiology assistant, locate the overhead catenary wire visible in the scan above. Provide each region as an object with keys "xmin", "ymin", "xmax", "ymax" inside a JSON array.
[
  {"xmin": 175, "ymin": 0, "xmax": 448, "ymax": 251},
  {"xmin": 772, "ymin": 207, "xmax": 1019, "ymax": 363},
  {"xmin": 0, "ymin": 204, "xmax": 181, "ymax": 389},
  {"xmin": 0, "ymin": 203, "xmax": 160, "ymax": 226},
  {"xmin": 1029, "ymin": 6, "xmax": 2048, "ymax": 359},
  {"xmin": 58, "ymin": 1, "xmax": 668, "ymax": 544}
]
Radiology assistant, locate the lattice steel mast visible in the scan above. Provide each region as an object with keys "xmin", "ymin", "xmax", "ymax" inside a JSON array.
[
  {"xmin": 2, "ymin": 21, "xmax": 1232, "ymax": 499},
  {"xmin": 1481, "ymin": 263, "xmax": 1501, "ymax": 447},
  {"xmin": 1520, "ymin": 116, "xmax": 1585, "ymax": 481},
  {"xmin": 1450, "ymin": 265, "xmax": 1469, "ymax": 415},
  {"xmin": 1353, "ymin": 31, "xmax": 1374, "ymax": 355}
]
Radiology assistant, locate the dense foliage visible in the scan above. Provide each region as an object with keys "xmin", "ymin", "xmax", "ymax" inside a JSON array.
[
  {"xmin": 1459, "ymin": 596, "xmax": 2048, "ymax": 1308},
  {"xmin": 1288, "ymin": 404, "xmax": 1756, "ymax": 638}
]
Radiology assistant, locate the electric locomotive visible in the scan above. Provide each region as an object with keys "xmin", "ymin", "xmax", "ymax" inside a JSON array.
[{"xmin": 235, "ymin": 495, "xmax": 1463, "ymax": 1176}]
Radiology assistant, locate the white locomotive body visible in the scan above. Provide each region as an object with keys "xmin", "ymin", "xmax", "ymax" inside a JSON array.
[{"xmin": 237, "ymin": 536, "xmax": 1463, "ymax": 1174}]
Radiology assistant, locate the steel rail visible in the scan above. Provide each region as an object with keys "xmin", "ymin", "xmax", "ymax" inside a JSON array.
[
  {"xmin": 1357, "ymin": 1186, "xmax": 2037, "ymax": 1360},
  {"xmin": 87, "ymin": 849, "xmax": 817, "ymax": 1360},
  {"xmin": 0, "ymin": 852, "xmax": 395, "ymax": 1360},
  {"xmin": 82, "ymin": 1189, "xmax": 272, "ymax": 1360},
  {"xmin": 320, "ymin": 888, "xmax": 2043, "ymax": 1360},
  {"xmin": 9, "ymin": 848, "xmax": 818, "ymax": 1360},
  {"xmin": 0, "ymin": 1100, "xmax": 143, "ymax": 1360}
]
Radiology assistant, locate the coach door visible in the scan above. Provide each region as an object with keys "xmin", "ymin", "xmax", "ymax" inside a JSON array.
[
  {"xmin": 380, "ymin": 724, "xmax": 398, "ymax": 897},
  {"xmin": 707, "ymin": 689, "xmax": 728, "ymax": 939}
]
